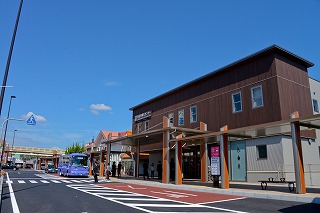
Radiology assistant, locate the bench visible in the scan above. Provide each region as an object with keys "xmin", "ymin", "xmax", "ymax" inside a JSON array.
[{"xmin": 258, "ymin": 178, "xmax": 296, "ymax": 192}]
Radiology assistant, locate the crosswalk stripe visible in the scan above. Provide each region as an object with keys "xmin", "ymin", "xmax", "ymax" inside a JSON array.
[
  {"xmin": 6, "ymin": 181, "xmax": 13, "ymax": 184},
  {"xmin": 60, "ymin": 180, "xmax": 72, "ymax": 183},
  {"xmin": 30, "ymin": 180, "xmax": 38, "ymax": 183},
  {"xmin": 51, "ymin": 180, "xmax": 61, "ymax": 183},
  {"xmin": 70, "ymin": 180, "xmax": 82, "ymax": 183},
  {"xmin": 18, "ymin": 180, "xmax": 25, "ymax": 183},
  {"xmin": 40, "ymin": 180, "xmax": 49, "ymax": 183}
]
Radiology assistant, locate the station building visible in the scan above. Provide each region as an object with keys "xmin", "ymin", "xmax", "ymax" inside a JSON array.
[{"xmin": 106, "ymin": 45, "xmax": 320, "ymax": 193}]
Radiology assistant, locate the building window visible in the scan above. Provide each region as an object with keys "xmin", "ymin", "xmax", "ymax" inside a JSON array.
[
  {"xmin": 145, "ymin": 121, "xmax": 149, "ymax": 131},
  {"xmin": 232, "ymin": 92, "xmax": 242, "ymax": 113},
  {"xmin": 168, "ymin": 113, "xmax": 174, "ymax": 127},
  {"xmin": 190, "ymin": 105, "xmax": 197, "ymax": 123},
  {"xmin": 257, "ymin": 145, "xmax": 267, "ymax": 159},
  {"xmin": 178, "ymin": 109, "xmax": 184, "ymax": 126},
  {"xmin": 251, "ymin": 85, "xmax": 264, "ymax": 109},
  {"xmin": 313, "ymin": 99, "xmax": 319, "ymax": 113},
  {"xmin": 137, "ymin": 123, "xmax": 142, "ymax": 133}
]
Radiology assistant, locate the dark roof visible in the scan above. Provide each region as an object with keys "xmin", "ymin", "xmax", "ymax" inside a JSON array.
[{"xmin": 130, "ymin": 45, "xmax": 314, "ymax": 111}]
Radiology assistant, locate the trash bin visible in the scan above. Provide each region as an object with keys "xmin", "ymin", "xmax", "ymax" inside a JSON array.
[{"xmin": 212, "ymin": 175, "xmax": 220, "ymax": 188}]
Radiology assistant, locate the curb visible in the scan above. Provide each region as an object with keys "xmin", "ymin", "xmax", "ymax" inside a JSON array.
[
  {"xmin": 0, "ymin": 175, "xmax": 4, "ymax": 209},
  {"xmin": 113, "ymin": 178, "xmax": 320, "ymax": 204}
]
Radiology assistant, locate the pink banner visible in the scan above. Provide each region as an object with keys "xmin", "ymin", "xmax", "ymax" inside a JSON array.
[{"xmin": 211, "ymin": 146, "xmax": 220, "ymax": 158}]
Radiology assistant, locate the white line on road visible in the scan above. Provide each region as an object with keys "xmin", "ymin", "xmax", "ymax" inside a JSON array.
[
  {"xmin": 40, "ymin": 180, "xmax": 49, "ymax": 183},
  {"xmin": 6, "ymin": 173, "xmax": 20, "ymax": 213},
  {"xmin": 17, "ymin": 180, "xmax": 25, "ymax": 183},
  {"xmin": 29, "ymin": 180, "xmax": 38, "ymax": 183},
  {"xmin": 164, "ymin": 190, "xmax": 198, "ymax": 197}
]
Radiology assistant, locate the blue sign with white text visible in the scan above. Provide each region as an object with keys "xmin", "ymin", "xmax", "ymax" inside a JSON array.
[{"xmin": 27, "ymin": 114, "xmax": 36, "ymax": 125}]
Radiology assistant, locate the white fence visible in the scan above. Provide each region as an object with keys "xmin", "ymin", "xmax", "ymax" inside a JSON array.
[{"xmin": 277, "ymin": 164, "xmax": 320, "ymax": 186}]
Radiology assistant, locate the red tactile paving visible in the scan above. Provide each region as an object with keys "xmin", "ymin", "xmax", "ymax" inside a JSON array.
[{"xmin": 100, "ymin": 183, "xmax": 245, "ymax": 204}]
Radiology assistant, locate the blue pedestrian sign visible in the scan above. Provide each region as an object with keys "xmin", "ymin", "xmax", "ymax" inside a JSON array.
[{"xmin": 27, "ymin": 114, "xmax": 36, "ymax": 126}]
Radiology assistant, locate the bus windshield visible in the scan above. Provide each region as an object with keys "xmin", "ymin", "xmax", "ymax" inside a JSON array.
[{"xmin": 71, "ymin": 156, "xmax": 88, "ymax": 167}]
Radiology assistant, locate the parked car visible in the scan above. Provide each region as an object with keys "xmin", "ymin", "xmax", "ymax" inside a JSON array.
[
  {"xmin": 45, "ymin": 164, "xmax": 57, "ymax": 173},
  {"xmin": 2, "ymin": 164, "xmax": 19, "ymax": 170}
]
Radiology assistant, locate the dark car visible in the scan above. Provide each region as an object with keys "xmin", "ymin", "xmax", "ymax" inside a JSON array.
[
  {"xmin": 45, "ymin": 164, "xmax": 57, "ymax": 173},
  {"xmin": 2, "ymin": 164, "xmax": 19, "ymax": 170}
]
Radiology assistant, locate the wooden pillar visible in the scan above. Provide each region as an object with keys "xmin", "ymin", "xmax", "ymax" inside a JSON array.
[
  {"xmin": 38, "ymin": 158, "xmax": 42, "ymax": 170},
  {"xmin": 135, "ymin": 139, "xmax": 140, "ymax": 177},
  {"xmin": 89, "ymin": 151, "xmax": 94, "ymax": 176},
  {"xmin": 220, "ymin": 125, "xmax": 229, "ymax": 189},
  {"xmin": 162, "ymin": 116, "xmax": 170, "ymax": 184},
  {"xmin": 290, "ymin": 111, "xmax": 306, "ymax": 194},
  {"xmin": 175, "ymin": 136, "xmax": 183, "ymax": 185},
  {"xmin": 200, "ymin": 122, "xmax": 208, "ymax": 182},
  {"xmin": 99, "ymin": 148, "xmax": 105, "ymax": 177}
]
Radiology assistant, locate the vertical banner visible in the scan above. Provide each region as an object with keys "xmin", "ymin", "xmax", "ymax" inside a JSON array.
[{"xmin": 211, "ymin": 145, "xmax": 220, "ymax": 176}]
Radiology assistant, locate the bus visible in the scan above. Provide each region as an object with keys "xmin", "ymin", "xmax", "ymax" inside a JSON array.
[{"xmin": 58, "ymin": 153, "xmax": 89, "ymax": 177}]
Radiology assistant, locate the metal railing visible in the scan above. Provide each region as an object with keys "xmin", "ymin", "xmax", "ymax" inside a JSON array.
[{"xmin": 277, "ymin": 164, "xmax": 320, "ymax": 186}]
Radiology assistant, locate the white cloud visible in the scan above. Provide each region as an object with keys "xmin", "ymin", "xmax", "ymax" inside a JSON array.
[
  {"xmin": 22, "ymin": 112, "xmax": 47, "ymax": 122},
  {"xmin": 90, "ymin": 104, "xmax": 112, "ymax": 115},
  {"xmin": 105, "ymin": 81, "xmax": 120, "ymax": 87}
]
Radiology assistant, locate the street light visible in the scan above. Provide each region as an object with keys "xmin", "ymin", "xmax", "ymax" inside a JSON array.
[
  {"xmin": 12, "ymin": 129, "xmax": 17, "ymax": 149},
  {"xmin": 0, "ymin": 118, "xmax": 25, "ymax": 166},
  {"xmin": 3, "ymin": 95, "xmax": 16, "ymax": 155}
]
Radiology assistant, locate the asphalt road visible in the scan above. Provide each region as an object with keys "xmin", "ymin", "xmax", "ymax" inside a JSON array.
[{"xmin": 1, "ymin": 170, "xmax": 319, "ymax": 213}]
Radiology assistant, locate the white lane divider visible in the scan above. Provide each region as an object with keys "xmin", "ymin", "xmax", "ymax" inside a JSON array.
[{"xmin": 6, "ymin": 173, "xmax": 20, "ymax": 213}]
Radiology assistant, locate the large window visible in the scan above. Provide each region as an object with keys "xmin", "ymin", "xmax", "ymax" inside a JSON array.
[
  {"xmin": 190, "ymin": 105, "xmax": 197, "ymax": 123},
  {"xmin": 313, "ymin": 99, "xmax": 319, "ymax": 113},
  {"xmin": 257, "ymin": 145, "xmax": 267, "ymax": 159},
  {"xmin": 168, "ymin": 113, "xmax": 174, "ymax": 127},
  {"xmin": 251, "ymin": 85, "xmax": 264, "ymax": 109},
  {"xmin": 137, "ymin": 123, "xmax": 142, "ymax": 133},
  {"xmin": 232, "ymin": 92, "xmax": 242, "ymax": 113},
  {"xmin": 178, "ymin": 109, "xmax": 184, "ymax": 126},
  {"xmin": 145, "ymin": 121, "xmax": 149, "ymax": 131}
]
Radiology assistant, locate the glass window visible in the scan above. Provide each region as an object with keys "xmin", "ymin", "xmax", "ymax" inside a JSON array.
[
  {"xmin": 145, "ymin": 121, "xmax": 149, "ymax": 131},
  {"xmin": 313, "ymin": 99, "xmax": 319, "ymax": 113},
  {"xmin": 190, "ymin": 105, "xmax": 197, "ymax": 123},
  {"xmin": 168, "ymin": 113, "xmax": 174, "ymax": 127},
  {"xmin": 251, "ymin": 85, "xmax": 264, "ymax": 109},
  {"xmin": 257, "ymin": 145, "xmax": 267, "ymax": 159},
  {"xmin": 232, "ymin": 92, "xmax": 242, "ymax": 113},
  {"xmin": 178, "ymin": 109, "xmax": 184, "ymax": 126},
  {"xmin": 137, "ymin": 123, "xmax": 142, "ymax": 133}
]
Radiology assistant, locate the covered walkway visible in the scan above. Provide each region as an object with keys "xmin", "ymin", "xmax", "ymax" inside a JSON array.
[{"xmin": 106, "ymin": 111, "xmax": 320, "ymax": 194}]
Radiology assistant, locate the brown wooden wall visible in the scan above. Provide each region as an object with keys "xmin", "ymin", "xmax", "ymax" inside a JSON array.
[{"xmin": 132, "ymin": 53, "xmax": 313, "ymax": 135}]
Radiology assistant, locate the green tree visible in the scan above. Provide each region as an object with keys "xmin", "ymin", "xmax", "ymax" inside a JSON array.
[{"xmin": 65, "ymin": 142, "xmax": 86, "ymax": 154}]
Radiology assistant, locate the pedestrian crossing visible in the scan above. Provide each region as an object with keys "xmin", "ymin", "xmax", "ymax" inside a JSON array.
[
  {"xmin": 67, "ymin": 184, "xmax": 239, "ymax": 213},
  {"xmin": 6, "ymin": 179, "xmax": 110, "ymax": 184}
]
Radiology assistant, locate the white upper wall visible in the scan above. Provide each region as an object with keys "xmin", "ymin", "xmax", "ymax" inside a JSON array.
[{"xmin": 309, "ymin": 77, "xmax": 320, "ymax": 114}]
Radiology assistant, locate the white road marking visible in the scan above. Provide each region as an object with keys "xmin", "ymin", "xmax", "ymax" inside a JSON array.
[
  {"xmin": 60, "ymin": 180, "xmax": 72, "ymax": 183},
  {"xmin": 51, "ymin": 180, "xmax": 61, "ymax": 183},
  {"xmin": 151, "ymin": 191, "xmax": 188, "ymax": 198},
  {"xmin": 17, "ymin": 180, "xmax": 25, "ymax": 183},
  {"xmin": 127, "ymin": 185, "xmax": 146, "ymax": 190},
  {"xmin": 6, "ymin": 173, "xmax": 20, "ymax": 213},
  {"xmin": 67, "ymin": 184, "xmax": 248, "ymax": 213},
  {"xmin": 29, "ymin": 180, "xmax": 38, "ymax": 183},
  {"xmin": 164, "ymin": 190, "xmax": 198, "ymax": 197},
  {"xmin": 40, "ymin": 180, "xmax": 49, "ymax": 183},
  {"xmin": 6, "ymin": 180, "xmax": 13, "ymax": 184}
]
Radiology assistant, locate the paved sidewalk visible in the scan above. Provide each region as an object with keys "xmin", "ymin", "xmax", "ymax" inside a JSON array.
[{"xmin": 108, "ymin": 176, "xmax": 320, "ymax": 204}]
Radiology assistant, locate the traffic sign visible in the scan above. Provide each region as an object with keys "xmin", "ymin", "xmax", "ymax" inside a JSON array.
[{"xmin": 26, "ymin": 114, "xmax": 36, "ymax": 125}]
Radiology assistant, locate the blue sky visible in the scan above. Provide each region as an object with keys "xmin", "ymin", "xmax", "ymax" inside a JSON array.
[{"xmin": 0, "ymin": 0, "xmax": 319, "ymax": 150}]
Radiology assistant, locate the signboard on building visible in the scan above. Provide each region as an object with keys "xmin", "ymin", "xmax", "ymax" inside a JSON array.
[
  {"xmin": 134, "ymin": 111, "xmax": 152, "ymax": 122},
  {"xmin": 211, "ymin": 145, "xmax": 220, "ymax": 176}
]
